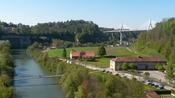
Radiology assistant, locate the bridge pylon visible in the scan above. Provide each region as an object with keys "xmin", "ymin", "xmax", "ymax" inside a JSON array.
[
  {"xmin": 119, "ymin": 25, "xmax": 124, "ymax": 45},
  {"xmin": 148, "ymin": 19, "xmax": 153, "ymax": 31}
]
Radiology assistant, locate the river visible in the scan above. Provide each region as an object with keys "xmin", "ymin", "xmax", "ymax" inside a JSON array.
[{"xmin": 12, "ymin": 50, "xmax": 64, "ymax": 98}]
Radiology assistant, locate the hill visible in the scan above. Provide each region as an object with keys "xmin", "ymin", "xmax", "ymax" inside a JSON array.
[
  {"xmin": 134, "ymin": 18, "xmax": 175, "ymax": 64},
  {"xmin": 0, "ymin": 20, "xmax": 140, "ymax": 44}
]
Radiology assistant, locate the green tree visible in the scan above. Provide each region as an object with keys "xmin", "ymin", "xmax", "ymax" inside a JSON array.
[
  {"xmin": 121, "ymin": 63, "xmax": 129, "ymax": 70},
  {"xmin": 143, "ymin": 72, "xmax": 150, "ymax": 80},
  {"xmin": 155, "ymin": 64, "xmax": 164, "ymax": 71},
  {"xmin": 169, "ymin": 49, "xmax": 175, "ymax": 64},
  {"xmin": 165, "ymin": 64, "xmax": 174, "ymax": 80},
  {"xmin": 0, "ymin": 42, "xmax": 13, "ymax": 98},
  {"xmin": 128, "ymin": 63, "xmax": 136, "ymax": 69},
  {"xmin": 75, "ymin": 85, "xmax": 85, "ymax": 98},
  {"xmin": 97, "ymin": 45, "xmax": 106, "ymax": 57},
  {"xmin": 62, "ymin": 48, "xmax": 67, "ymax": 58}
]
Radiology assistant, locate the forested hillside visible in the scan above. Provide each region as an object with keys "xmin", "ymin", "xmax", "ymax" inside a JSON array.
[
  {"xmin": 0, "ymin": 20, "xmax": 140, "ymax": 44},
  {"xmin": 134, "ymin": 18, "xmax": 175, "ymax": 64},
  {"xmin": 133, "ymin": 18, "xmax": 175, "ymax": 80}
]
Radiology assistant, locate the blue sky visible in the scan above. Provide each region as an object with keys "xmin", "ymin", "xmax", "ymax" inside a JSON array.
[{"xmin": 0, "ymin": 0, "xmax": 174, "ymax": 29}]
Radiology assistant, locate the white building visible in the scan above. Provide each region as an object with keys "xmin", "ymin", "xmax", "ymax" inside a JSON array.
[{"xmin": 110, "ymin": 56, "xmax": 166, "ymax": 70}]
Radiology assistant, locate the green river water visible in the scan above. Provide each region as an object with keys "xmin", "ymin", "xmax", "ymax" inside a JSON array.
[{"xmin": 12, "ymin": 50, "xmax": 64, "ymax": 98}]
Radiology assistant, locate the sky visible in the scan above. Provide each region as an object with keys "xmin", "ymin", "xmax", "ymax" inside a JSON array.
[{"xmin": 0, "ymin": 0, "xmax": 175, "ymax": 29}]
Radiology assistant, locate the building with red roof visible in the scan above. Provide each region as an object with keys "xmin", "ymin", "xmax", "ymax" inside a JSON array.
[
  {"xmin": 145, "ymin": 91, "xmax": 161, "ymax": 98},
  {"xmin": 70, "ymin": 50, "xmax": 95, "ymax": 60},
  {"xmin": 110, "ymin": 56, "xmax": 166, "ymax": 70}
]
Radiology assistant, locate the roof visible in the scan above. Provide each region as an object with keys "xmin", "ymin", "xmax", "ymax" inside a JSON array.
[
  {"xmin": 111, "ymin": 56, "xmax": 166, "ymax": 63},
  {"xmin": 146, "ymin": 91, "xmax": 161, "ymax": 98},
  {"xmin": 70, "ymin": 51, "xmax": 95, "ymax": 58},
  {"xmin": 82, "ymin": 51, "xmax": 95, "ymax": 57},
  {"xmin": 71, "ymin": 51, "xmax": 81, "ymax": 57}
]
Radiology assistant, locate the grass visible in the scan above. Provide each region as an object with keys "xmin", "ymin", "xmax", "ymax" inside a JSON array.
[
  {"xmin": 48, "ymin": 47, "xmax": 156, "ymax": 68},
  {"xmin": 137, "ymin": 47, "xmax": 162, "ymax": 56},
  {"xmin": 106, "ymin": 47, "xmax": 136, "ymax": 57},
  {"xmin": 48, "ymin": 47, "xmax": 98, "ymax": 57},
  {"xmin": 48, "ymin": 47, "xmax": 137, "ymax": 57},
  {"xmin": 81, "ymin": 57, "xmax": 111, "ymax": 68},
  {"xmin": 80, "ymin": 47, "xmax": 137, "ymax": 68}
]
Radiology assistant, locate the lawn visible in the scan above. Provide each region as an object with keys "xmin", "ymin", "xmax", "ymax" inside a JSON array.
[
  {"xmin": 48, "ymin": 47, "xmax": 138, "ymax": 68},
  {"xmin": 48, "ymin": 47, "xmax": 98, "ymax": 57},
  {"xmin": 48, "ymin": 46, "xmax": 162, "ymax": 68},
  {"xmin": 136, "ymin": 47, "xmax": 162, "ymax": 56},
  {"xmin": 106, "ymin": 47, "xmax": 136, "ymax": 57},
  {"xmin": 48, "ymin": 47, "xmax": 137, "ymax": 57},
  {"xmin": 81, "ymin": 57, "xmax": 111, "ymax": 68}
]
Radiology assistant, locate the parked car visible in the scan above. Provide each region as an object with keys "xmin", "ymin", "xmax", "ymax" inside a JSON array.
[
  {"xmin": 145, "ymin": 80, "xmax": 153, "ymax": 85},
  {"xmin": 102, "ymin": 70, "xmax": 105, "ymax": 72}
]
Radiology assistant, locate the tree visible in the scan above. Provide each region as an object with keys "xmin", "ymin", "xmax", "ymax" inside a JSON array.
[
  {"xmin": 121, "ymin": 63, "xmax": 129, "ymax": 70},
  {"xmin": 62, "ymin": 48, "xmax": 67, "ymax": 58},
  {"xmin": 134, "ymin": 18, "xmax": 175, "ymax": 62},
  {"xmin": 97, "ymin": 45, "xmax": 106, "ymax": 57},
  {"xmin": 52, "ymin": 39, "xmax": 63, "ymax": 48},
  {"xmin": 155, "ymin": 64, "xmax": 164, "ymax": 71},
  {"xmin": 165, "ymin": 64, "xmax": 174, "ymax": 80},
  {"xmin": 128, "ymin": 63, "xmax": 136, "ymax": 69},
  {"xmin": 143, "ymin": 72, "xmax": 150, "ymax": 80},
  {"xmin": 0, "ymin": 42, "xmax": 13, "ymax": 98},
  {"xmin": 169, "ymin": 49, "xmax": 175, "ymax": 64}
]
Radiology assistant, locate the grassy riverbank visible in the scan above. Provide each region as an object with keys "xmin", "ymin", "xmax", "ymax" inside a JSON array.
[
  {"xmin": 27, "ymin": 43, "xmax": 147, "ymax": 98},
  {"xmin": 0, "ymin": 42, "xmax": 14, "ymax": 98}
]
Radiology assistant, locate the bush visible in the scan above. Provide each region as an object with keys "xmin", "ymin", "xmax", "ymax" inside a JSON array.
[
  {"xmin": 97, "ymin": 45, "xmax": 106, "ymax": 57},
  {"xmin": 0, "ymin": 42, "xmax": 13, "ymax": 98}
]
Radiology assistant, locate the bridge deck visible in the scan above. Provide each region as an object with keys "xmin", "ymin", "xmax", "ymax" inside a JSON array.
[{"xmin": 14, "ymin": 75, "xmax": 63, "ymax": 81}]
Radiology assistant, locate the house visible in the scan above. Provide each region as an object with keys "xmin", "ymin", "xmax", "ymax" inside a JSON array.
[
  {"xmin": 110, "ymin": 56, "xmax": 166, "ymax": 70},
  {"xmin": 70, "ymin": 50, "xmax": 95, "ymax": 60},
  {"xmin": 70, "ymin": 51, "xmax": 81, "ymax": 59},
  {"xmin": 145, "ymin": 91, "xmax": 161, "ymax": 98}
]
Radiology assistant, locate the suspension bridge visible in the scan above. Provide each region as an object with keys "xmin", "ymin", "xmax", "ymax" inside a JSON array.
[
  {"xmin": 103, "ymin": 19, "xmax": 155, "ymax": 45},
  {"xmin": 14, "ymin": 74, "xmax": 63, "ymax": 81}
]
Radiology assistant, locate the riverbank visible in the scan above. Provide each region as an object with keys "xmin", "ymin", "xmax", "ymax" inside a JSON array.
[
  {"xmin": 0, "ymin": 42, "xmax": 14, "ymax": 98},
  {"xmin": 27, "ymin": 42, "xmax": 147, "ymax": 98}
]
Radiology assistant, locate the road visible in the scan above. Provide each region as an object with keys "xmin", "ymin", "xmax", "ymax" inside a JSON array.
[
  {"xmin": 61, "ymin": 58, "xmax": 175, "ymax": 90},
  {"xmin": 140, "ymin": 71, "xmax": 166, "ymax": 82}
]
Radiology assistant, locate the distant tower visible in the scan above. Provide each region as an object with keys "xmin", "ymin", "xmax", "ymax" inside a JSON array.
[
  {"xmin": 148, "ymin": 19, "xmax": 153, "ymax": 30},
  {"xmin": 119, "ymin": 25, "xmax": 124, "ymax": 45}
]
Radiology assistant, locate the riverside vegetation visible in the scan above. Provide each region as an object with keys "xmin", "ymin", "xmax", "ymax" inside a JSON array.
[
  {"xmin": 27, "ymin": 43, "xmax": 146, "ymax": 98},
  {"xmin": 0, "ymin": 42, "xmax": 14, "ymax": 98}
]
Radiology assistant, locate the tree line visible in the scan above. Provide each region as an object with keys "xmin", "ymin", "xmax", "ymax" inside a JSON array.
[
  {"xmin": 0, "ymin": 20, "xmax": 140, "ymax": 44},
  {"xmin": 27, "ymin": 43, "xmax": 146, "ymax": 98},
  {"xmin": 0, "ymin": 41, "xmax": 14, "ymax": 98}
]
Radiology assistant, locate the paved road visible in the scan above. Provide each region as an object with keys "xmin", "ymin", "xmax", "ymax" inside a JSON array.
[
  {"xmin": 140, "ymin": 71, "xmax": 166, "ymax": 82},
  {"xmin": 61, "ymin": 58, "xmax": 175, "ymax": 90}
]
